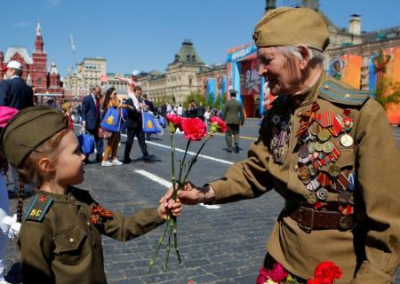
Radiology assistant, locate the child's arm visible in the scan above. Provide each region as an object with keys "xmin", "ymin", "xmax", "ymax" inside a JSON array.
[
  {"xmin": 19, "ymin": 221, "xmax": 53, "ymax": 283},
  {"xmin": 95, "ymin": 195, "xmax": 181, "ymax": 241}
]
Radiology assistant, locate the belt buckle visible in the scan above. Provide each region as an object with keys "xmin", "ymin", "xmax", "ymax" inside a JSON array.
[{"xmin": 298, "ymin": 206, "xmax": 314, "ymax": 233}]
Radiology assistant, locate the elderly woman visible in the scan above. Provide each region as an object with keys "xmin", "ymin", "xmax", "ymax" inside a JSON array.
[{"xmin": 171, "ymin": 7, "xmax": 400, "ymax": 284}]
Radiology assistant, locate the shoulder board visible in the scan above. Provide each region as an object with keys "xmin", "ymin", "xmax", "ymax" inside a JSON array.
[
  {"xmin": 319, "ymin": 79, "xmax": 371, "ymax": 106},
  {"xmin": 25, "ymin": 194, "xmax": 54, "ymax": 222}
]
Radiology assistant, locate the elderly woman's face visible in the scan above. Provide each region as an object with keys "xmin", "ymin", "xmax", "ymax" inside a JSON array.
[{"xmin": 257, "ymin": 47, "xmax": 302, "ymax": 96}]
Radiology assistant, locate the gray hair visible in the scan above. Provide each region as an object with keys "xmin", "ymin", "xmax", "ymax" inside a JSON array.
[{"xmin": 277, "ymin": 45, "xmax": 324, "ymax": 67}]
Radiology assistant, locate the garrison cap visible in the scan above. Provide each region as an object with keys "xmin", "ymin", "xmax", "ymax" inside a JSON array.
[
  {"xmin": 253, "ymin": 7, "xmax": 330, "ymax": 51},
  {"xmin": 0, "ymin": 106, "xmax": 68, "ymax": 168}
]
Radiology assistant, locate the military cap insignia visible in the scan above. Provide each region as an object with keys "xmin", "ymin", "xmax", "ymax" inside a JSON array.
[
  {"xmin": 319, "ymin": 79, "xmax": 371, "ymax": 106},
  {"xmin": 25, "ymin": 194, "xmax": 54, "ymax": 222}
]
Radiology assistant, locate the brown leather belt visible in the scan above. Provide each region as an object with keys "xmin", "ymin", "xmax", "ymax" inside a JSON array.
[{"xmin": 286, "ymin": 204, "xmax": 354, "ymax": 232}]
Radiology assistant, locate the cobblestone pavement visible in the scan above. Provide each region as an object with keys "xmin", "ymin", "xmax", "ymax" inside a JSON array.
[{"xmin": 3, "ymin": 121, "xmax": 400, "ymax": 283}]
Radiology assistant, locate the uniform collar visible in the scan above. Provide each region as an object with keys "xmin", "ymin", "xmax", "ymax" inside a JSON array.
[{"xmin": 36, "ymin": 186, "xmax": 82, "ymax": 203}]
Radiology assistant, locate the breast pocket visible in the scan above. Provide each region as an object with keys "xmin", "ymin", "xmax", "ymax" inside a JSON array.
[
  {"xmin": 337, "ymin": 148, "xmax": 355, "ymax": 172},
  {"xmin": 53, "ymin": 224, "xmax": 90, "ymax": 265}
]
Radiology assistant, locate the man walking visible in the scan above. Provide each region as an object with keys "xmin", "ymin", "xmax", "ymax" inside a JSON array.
[
  {"xmin": 223, "ymin": 89, "xmax": 244, "ymax": 153},
  {"xmin": 143, "ymin": 94, "xmax": 155, "ymax": 141},
  {"xmin": 123, "ymin": 85, "xmax": 151, "ymax": 164},
  {"xmin": 0, "ymin": 61, "xmax": 34, "ymax": 109},
  {"xmin": 81, "ymin": 85, "xmax": 103, "ymax": 163}
]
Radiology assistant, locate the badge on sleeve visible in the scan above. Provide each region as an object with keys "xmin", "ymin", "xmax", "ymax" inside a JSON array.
[{"xmin": 25, "ymin": 194, "xmax": 54, "ymax": 222}]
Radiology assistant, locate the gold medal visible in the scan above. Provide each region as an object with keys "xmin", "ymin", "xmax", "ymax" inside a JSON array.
[
  {"xmin": 322, "ymin": 141, "xmax": 333, "ymax": 153},
  {"xmin": 315, "ymin": 142, "xmax": 323, "ymax": 152},
  {"xmin": 318, "ymin": 128, "xmax": 331, "ymax": 142}
]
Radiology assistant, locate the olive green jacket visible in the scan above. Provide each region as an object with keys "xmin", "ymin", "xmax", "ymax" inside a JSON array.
[
  {"xmin": 210, "ymin": 72, "xmax": 400, "ymax": 284},
  {"xmin": 223, "ymin": 98, "xmax": 244, "ymax": 125},
  {"xmin": 19, "ymin": 186, "xmax": 164, "ymax": 284}
]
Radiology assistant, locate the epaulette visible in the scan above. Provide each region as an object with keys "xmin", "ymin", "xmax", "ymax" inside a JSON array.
[
  {"xmin": 25, "ymin": 194, "xmax": 54, "ymax": 222},
  {"xmin": 319, "ymin": 78, "xmax": 371, "ymax": 106}
]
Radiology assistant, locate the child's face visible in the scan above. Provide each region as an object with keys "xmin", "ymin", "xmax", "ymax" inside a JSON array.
[{"xmin": 54, "ymin": 130, "xmax": 85, "ymax": 186}]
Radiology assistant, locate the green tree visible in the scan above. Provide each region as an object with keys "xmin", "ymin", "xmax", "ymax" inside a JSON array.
[{"xmin": 183, "ymin": 92, "xmax": 206, "ymax": 109}]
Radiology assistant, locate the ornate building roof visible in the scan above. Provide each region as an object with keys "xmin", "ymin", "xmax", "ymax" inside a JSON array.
[
  {"xmin": 169, "ymin": 39, "xmax": 204, "ymax": 66},
  {"xmin": 4, "ymin": 47, "xmax": 33, "ymax": 64}
]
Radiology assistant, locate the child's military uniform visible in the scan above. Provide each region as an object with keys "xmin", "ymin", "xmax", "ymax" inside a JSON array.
[
  {"xmin": 0, "ymin": 107, "xmax": 165, "ymax": 284},
  {"xmin": 209, "ymin": 72, "xmax": 400, "ymax": 283},
  {"xmin": 20, "ymin": 186, "xmax": 164, "ymax": 284}
]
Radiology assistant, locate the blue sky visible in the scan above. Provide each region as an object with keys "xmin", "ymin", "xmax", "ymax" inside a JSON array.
[{"xmin": 0, "ymin": 0, "xmax": 399, "ymax": 77}]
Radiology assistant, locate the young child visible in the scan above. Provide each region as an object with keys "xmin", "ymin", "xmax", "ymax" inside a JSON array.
[{"xmin": 0, "ymin": 106, "xmax": 181, "ymax": 284}]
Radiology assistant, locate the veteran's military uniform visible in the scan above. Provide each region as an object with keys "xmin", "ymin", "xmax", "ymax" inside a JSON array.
[
  {"xmin": 209, "ymin": 71, "xmax": 400, "ymax": 283},
  {"xmin": 207, "ymin": 7, "xmax": 400, "ymax": 283},
  {"xmin": 19, "ymin": 187, "xmax": 164, "ymax": 284}
]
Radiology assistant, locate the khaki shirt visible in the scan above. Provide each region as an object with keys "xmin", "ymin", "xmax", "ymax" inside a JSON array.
[
  {"xmin": 19, "ymin": 186, "xmax": 164, "ymax": 284},
  {"xmin": 210, "ymin": 72, "xmax": 400, "ymax": 284}
]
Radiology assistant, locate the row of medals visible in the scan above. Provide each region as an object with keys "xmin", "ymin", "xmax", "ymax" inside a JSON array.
[{"xmin": 270, "ymin": 108, "xmax": 355, "ymax": 217}]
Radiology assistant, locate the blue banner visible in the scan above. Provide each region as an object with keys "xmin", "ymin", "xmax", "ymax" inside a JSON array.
[
  {"xmin": 206, "ymin": 78, "xmax": 217, "ymax": 102},
  {"xmin": 227, "ymin": 45, "xmax": 257, "ymax": 62}
]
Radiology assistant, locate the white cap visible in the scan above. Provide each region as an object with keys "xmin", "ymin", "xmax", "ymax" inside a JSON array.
[
  {"xmin": 6, "ymin": 60, "xmax": 22, "ymax": 70},
  {"xmin": 131, "ymin": 70, "xmax": 140, "ymax": 76}
]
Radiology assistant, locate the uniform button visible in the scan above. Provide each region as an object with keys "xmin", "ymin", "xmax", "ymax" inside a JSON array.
[
  {"xmin": 69, "ymin": 238, "xmax": 75, "ymax": 244},
  {"xmin": 294, "ymin": 165, "xmax": 298, "ymax": 171},
  {"xmin": 70, "ymin": 196, "xmax": 75, "ymax": 201},
  {"xmin": 87, "ymin": 222, "xmax": 90, "ymax": 226},
  {"xmin": 298, "ymin": 112, "xmax": 302, "ymax": 117}
]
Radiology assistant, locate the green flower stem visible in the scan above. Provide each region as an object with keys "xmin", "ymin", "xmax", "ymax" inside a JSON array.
[
  {"xmin": 148, "ymin": 214, "xmax": 171, "ymax": 274},
  {"xmin": 178, "ymin": 140, "xmax": 191, "ymax": 187},
  {"xmin": 182, "ymin": 133, "xmax": 214, "ymax": 183},
  {"xmin": 173, "ymin": 216, "xmax": 183, "ymax": 265},
  {"xmin": 170, "ymin": 133, "xmax": 176, "ymax": 198},
  {"xmin": 163, "ymin": 221, "xmax": 174, "ymax": 271}
]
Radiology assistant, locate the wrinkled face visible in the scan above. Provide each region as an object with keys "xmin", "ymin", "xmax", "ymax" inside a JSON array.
[
  {"xmin": 257, "ymin": 47, "xmax": 302, "ymax": 96},
  {"xmin": 54, "ymin": 130, "xmax": 85, "ymax": 186}
]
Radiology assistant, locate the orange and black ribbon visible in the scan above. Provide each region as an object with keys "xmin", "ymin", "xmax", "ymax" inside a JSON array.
[
  {"xmin": 91, "ymin": 204, "xmax": 113, "ymax": 224},
  {"xmin": 296, "ymin": 102, "xmax": 320, "ymax": 137}
]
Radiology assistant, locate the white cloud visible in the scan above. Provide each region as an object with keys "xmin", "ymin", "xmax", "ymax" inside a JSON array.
[
  {"xmin": 48, "ymin": 0, "xmax": 61, "ymax": 6},
  {"xmin": 11, "ymin": 22, "xmax": 30, "ymax": 28}
]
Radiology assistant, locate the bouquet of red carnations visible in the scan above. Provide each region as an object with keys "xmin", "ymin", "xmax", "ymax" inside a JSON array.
[
  {"xmin": 257, "ymin": 261, "xmax": 342, "ymax": 284},
  {"xmin": 148, "ymin": 114, "xmax": 227, "ymax": 273}
]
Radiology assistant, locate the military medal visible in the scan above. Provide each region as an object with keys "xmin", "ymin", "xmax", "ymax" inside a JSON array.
[
  {"xmin": 272, "ymin": 115, "xmax": 281, "ymax": 125},
  {"xmin": 316, "ymin": 187, "xmax": 329, "ymax": 201},
  {"xmin": 328, "ymin": 164, "xmax": 341, "ymax": 178},
  {"xmin": 318, "ymin": 128, "xmax": 331, "ymax": 142},
  {"xmin": 340, "ymin": 134, "xmax": 353, "ymax": 147},
  {"xmin": 322, "ymin": 141, "xmax": 333, "ymax": 153}
]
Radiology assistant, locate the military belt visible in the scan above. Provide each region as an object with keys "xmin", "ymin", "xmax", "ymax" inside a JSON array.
[{"xmin": 285, "ymin": 202, "xmax": 354, "ymax": 233}]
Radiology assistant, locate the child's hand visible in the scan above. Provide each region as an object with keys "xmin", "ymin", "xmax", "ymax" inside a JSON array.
[{"xmin": 158, "ymin": 189, "xmax": 182, "ymax": 220}]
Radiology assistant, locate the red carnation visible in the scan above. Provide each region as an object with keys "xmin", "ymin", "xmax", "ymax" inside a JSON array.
[
  {"xmin": 256, "ymin": 267, "xmax": 269, "ymax": 284},
  {"xmin": 210, "ymin": 116, "xmax": 228, "ymax": 133},
  {"xmin": 166, "ymin": 114, "xmax": 183, "ymax": 130},
  {"xmin": 267, "ymin": 263, "xmax": 288, "ymax": 283},
  {"xmin": 181, "ymin": 118, "xmax": 208, "ymax": 141},
  {"xmin": 308, "ymin": 261, "xmax": 342, "ymax": 284}
]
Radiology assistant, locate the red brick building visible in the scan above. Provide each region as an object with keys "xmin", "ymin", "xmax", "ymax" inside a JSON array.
[{"xmin": 0, "ymin": 22, "xmax": 63, "ymax": 101}]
